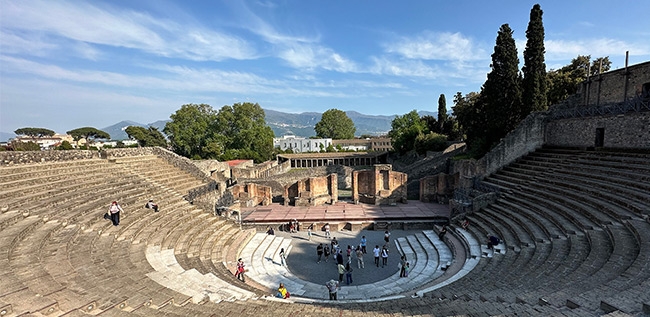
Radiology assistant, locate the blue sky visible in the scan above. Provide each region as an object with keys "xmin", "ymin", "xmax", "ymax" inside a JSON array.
[{"xmin": 1, "ymin": 0, "xmax": 649, "ymax": 134}]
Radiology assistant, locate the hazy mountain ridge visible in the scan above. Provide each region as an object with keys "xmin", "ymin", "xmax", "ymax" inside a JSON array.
[{"xmin": 2, "ymin": 109, "xmax": 438, "ymax": 141}]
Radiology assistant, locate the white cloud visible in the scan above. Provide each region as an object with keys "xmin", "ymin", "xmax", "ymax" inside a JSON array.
[
  {"xmin": 384, "ymin": 31, "xmax": 486, "ymax": 61},
  {"xmin": 279, "ymin": 44, "xmax": 358, "ymax": 72},
  {"xmin": 0, "ymin": 30, "xmax": 58, "ymax": 56},
  {"xmin": 0, "ymin": 0, "xmax": 257, "ymax": 61},
  {"xmin": 369, "ymin": 57, "xmax": 440, "ymax": 78},
  {"xmin": 545, "ymin": 38, "xmax": 650, "ymax": 62}
]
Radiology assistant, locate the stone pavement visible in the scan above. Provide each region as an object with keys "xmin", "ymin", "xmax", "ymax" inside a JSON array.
[
  {"xmin": 241, "ymin": 200, "xmax": 450, "ymax": 223},
  {"xmin": 237, "ymin": 227, "xmax": 480, "ymax": 302}
]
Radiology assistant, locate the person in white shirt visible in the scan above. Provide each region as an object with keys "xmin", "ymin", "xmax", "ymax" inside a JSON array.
[{"xmin": 108, "ymin": 201, "xmax": 124, "ymax": 226}]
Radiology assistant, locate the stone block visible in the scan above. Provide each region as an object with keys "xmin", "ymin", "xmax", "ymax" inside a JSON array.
[
  {"xmin": 599, "ymin": 300, "xmax": 620, "ymax": 314},
  {"xmin": 348, "ymin": 222, "xmax": 364, "ymax": 231},
  {"xmin": 566, "ymin": 299, "xmax": 581, "ymax": 309}
]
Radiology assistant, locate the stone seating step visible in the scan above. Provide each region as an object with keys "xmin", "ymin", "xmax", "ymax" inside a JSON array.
[
  {"xmin": 499, "ymin": 196, "xmax": 571, "ymax": 238},
  {"xmin": 162, "ymin": 212, "xmax": 214, "ymax": 249},
  {"xmin": 490, "ymin": 203, "xmax": 551, "ymax": 243},
  {"xmin": 116, "ymin": 197, "xmax": 194, "ymax": 242},
  {"xmin": 0, "ymin": 288, "xmax": 60, "ymax": 316},
  {"xmin": 504, "ymin": 189, "xmax": 593, "ymax": 233},
  {"xmin": 8, "ymin": 220, "xmax": 66, "ymax": 297},
  {"xmin": 173, "ymin": 215, "xmax": 221, "ymax": 255},
  {"xmin": 145, "ymin": 246, "xmax": 257, "ymax": 303},
  {"xmin": 492, "ymin": 171, "xmax": 621, "ymax": 226},
  {"xmin": 539, "ymin": 228, "xmax": 623, "ymax": 308},
  {"xmin": 185, "ymin": 219, "xmax": 229, "ymax": 258},
  {"xmin": 130, "ymin": 205, "xmax": 199, "ymax": 245}
]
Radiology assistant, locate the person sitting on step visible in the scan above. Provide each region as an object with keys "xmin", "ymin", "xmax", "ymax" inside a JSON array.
[
  {"xmin": 145, "ymin": 199, "xmax": 159, "ymax": 212},
  {"xmin": 487, "ymin": 235, "xmax": 501, "ymax": 250}
]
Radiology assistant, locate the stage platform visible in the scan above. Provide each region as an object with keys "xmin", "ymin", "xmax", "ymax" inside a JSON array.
[{"xmin": 240, "ymin": 201, "xmax": 451, "ymax": 229}]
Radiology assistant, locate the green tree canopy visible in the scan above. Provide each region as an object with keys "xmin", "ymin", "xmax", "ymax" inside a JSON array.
[
  {"xmin": 14, "ymin": 127, "xmax": 55, "ymax": 137},
  {"xmin": 388, "ymin": 110, "xmax": 428, "ymax": 153},
  {"xmin": 522, "ymin": 3, "xmax": 548, "ymax": 113},
  {"xmin": 314, "ymin": 109, "xmax": 356, "ymax": 139},
  {"xmin": 164, "ymin": 102, "xmax": 275, "ymax": 162},
  {"xmin": 10, "ymin": 141, "xmax": 41, "ymax": 151},
  {"xmin": 66, "ymin": 127, "xmax": 110, "ymax": 148},
  {"xmin": 214, "ymin": 102, "xmax": 275, "ymax": 163},
  {"xmin": 164, "ymin": 104, "xmax": 219, "ymax": 159},
  {"xmin": 421, "ymin": 115, "xmax": 438, "ymax": 134},
  {"xmin": 546, "ymin": 55, "xmax": 611, "ymax": 106},
  {"xmin": 56, "ymin": 140, "xmax": 74, "ymax": 150},
  {"xmin": 125, "ymin": 126, "xmax": 167, "ymax": 147},
  {"xmin": 414, "ymin": 132, "xmax": 447, "ymax": 155},
  {"xmin": 452, "ymin": 91, "xmax": 482, "ymax": 145}
]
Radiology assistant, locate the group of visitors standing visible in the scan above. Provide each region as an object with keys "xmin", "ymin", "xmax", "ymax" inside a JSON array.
[{"xmin": 235, "ymin": 223, "xmax": 423, "ymax": 301}]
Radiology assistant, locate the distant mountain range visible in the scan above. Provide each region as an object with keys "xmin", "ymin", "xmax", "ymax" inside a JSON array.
[{"xmin": 2, "ymin": 109, "xmax": 437, "ymax": 142}]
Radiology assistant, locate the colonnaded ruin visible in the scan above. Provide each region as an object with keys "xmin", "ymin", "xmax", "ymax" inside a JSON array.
[{"xmin": 0, "ymin": 61, "xmax": 649, "ymax": 316}]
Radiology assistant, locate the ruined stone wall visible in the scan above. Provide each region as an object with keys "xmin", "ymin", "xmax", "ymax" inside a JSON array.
[
  {"xmin": 449, "ymin": 112, "xmax": 546, "ymax": 181},
  {"xmin": 0, "ymin": 150, "xmax": 98, "ymax": 165},
  {"xmin": 229, "ymin": 183, "xmax": 272, "ymax": 207},
  {"xmin": 352, "ymin": 170, "xmax": 374, "ymax": 202},
  {"xmin": 546, "ymin": 111, "xmax": 650, "ymax": 149},
  {"xmin": 283, "ymin": 174, "xmax": 338, "ymax": 206},
  {"xmin": 192, "ymin": 160, "xmax": 231, "ymax": 180},
  {"xmin": 580, "ymin": 61, "xmax": 650, "ymax": 105},
  {"xmin": 482, "ymin": 112, "xmax": 547, "ymax": 176},
  {"xmin": 420, "ymin": 173, "xmax": 460, "ymax": 203},
  {"xmin": 352, "ymin": 164, "xmax": 407, "ymax": 205}
]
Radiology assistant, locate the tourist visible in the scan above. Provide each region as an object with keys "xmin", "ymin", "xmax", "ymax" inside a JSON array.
[
  {"xmin": 108, "ymin": 201, "xmax": 123, "ymax": 226},
  {"xmin": 381, "ymin": 245, "xmax": 389, "ymax": 268},
  {"xmin": 438, "ymin": 225, "xmax": 448, "ymax": 240},
  {"xmin": 293, "ymin": 219, "xmax": 299, "ymax": 232},
  {"xmin": 276, "ymin": 283, "xmax": 289, "ymax": 299},
  {"xmin": 145, "ymin": 199, "xmax": 159, "ymax": 212},
  {"xmin": 461, "ymin": 218, "xmax": 470, "ymax": 230},
  {"xmin": 337, "ymin": 262, "xmax": 346, "ymax": 283},
  {"xmin": 324, "ymin": 223, "xmax": 331, "ymax": 239},
  {"xmin": 384, "ymin": 230, "xmax": 391, "ymax": 243},
  {"xmin": 373, "ymin": 245, "xmax": 381, "ymax": 267},
  {"xmin": 266, "ymin": 226, "xmax": 275, "ymax": 235},
  {"xmin": 336, "ymin": 250, "xmax": 344, "ymax": 266},
  {"xmin": 317, "ymin": 243, "xmax": 324, "ymax": 263},
  {"xmin": 307, "ymin": 224, "xmax": 313, "ymax": 241},
  {"xmin": 346, "ymin": 245, "xmax": 352, "ymax": 258},
  {"xmin": 356, "ymin": 246, "xmax": 365, "ymax": 269},
  {"xmin": 324, "ymin": 245, "xmax": 331, "ymax": 262},
  {"xmin": 360, "ymin": 235, "xmax": 367, "ymax": 254},
  {"xmin": 404, "ymin": 262, "xmax": 410, "ymax": 277},
  {"xmin": 326, "ymin": 279, "xmax": 339, "ymax": 300},
  {"xmin": 487, "ymin": 235, "xmax": 501, "ymax": 250},
  {"xmin": 400, "ymin": 255, "xmax": 407, "ymax": 277},
  {"xmin": 279, "ymin": 248, "xmax": 286, "ymax": 267},
  {"xmin": 345, "ymin": 262, "xmax": 353, "ymax": 285},
  {"xmin": 331, "ymin": 237, "xmax": 339, "ymax": 254},
  {"xmin": 235, "ymin": 258, "xmax": 246, "ymax": 282},
  {"xmin": 289, "ymin": 221, "xmax": 295, "ymax": 233}
]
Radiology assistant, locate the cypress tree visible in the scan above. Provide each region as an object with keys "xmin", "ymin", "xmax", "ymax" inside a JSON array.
[
  {"xmin": 522, "ymin": 4, "xmax": 547, "ymax": 112},
  {"xmin": 479, "ymin": 23, "xmax": 522, "ymax": 155},
  {"xmin": 437, "ymin": 94, "xmax": 447, "ymax": 132}
]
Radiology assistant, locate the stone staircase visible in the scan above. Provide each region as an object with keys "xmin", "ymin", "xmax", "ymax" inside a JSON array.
[{"xmin": 432, "ymin": 147, "xmax": 650, "ymax": 314}]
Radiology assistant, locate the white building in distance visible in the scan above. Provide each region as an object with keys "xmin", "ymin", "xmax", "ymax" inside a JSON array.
[{"xmin": 273, "ymin": 135, "xmax": 332, "ymax": 153}]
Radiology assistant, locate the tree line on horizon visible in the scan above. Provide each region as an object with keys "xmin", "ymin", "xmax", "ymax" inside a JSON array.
[{"xmin": 5, "ymin": 4, "xmax": 611, "ymax": 161}]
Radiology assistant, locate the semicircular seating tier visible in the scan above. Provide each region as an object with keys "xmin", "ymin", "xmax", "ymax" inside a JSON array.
[{"xmin": 1, "ymin": 147, "xmax": 649, "ymax": 316}]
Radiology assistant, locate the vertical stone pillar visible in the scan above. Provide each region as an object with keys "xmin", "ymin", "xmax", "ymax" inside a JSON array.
[{"xmin": 351, "ymin": 170, "xmax": 359, "ymax": 204}]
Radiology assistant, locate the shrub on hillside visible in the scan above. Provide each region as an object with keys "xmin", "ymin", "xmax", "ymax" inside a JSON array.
[{"xmin": 414, "ymin": 132, "xmax": 447, "ymax": 155}]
